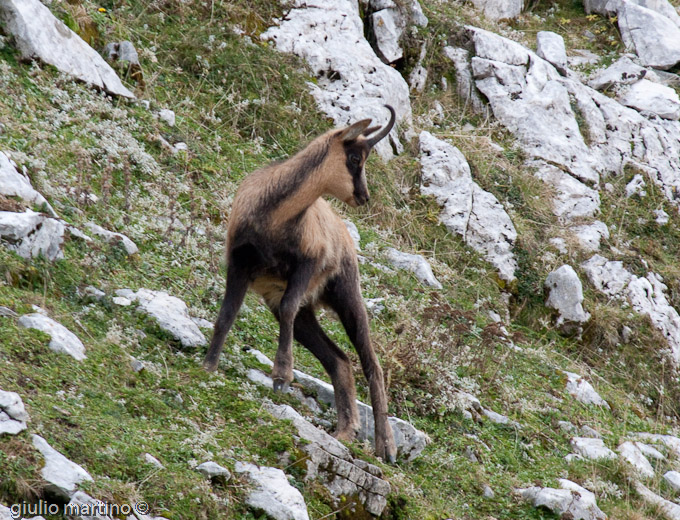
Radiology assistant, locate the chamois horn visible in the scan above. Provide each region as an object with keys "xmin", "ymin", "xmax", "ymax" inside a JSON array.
[{"xmin": 365, "ymin": 105, "xmax": 396, "ymax": 148}]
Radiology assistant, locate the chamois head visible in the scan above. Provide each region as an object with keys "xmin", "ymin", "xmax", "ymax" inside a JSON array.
[{"xmin": 327, "ymin": 105, "xmax": 395, "ymax": 207}]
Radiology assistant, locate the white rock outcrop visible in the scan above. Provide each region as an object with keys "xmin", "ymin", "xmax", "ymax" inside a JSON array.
[
  {"xmin": 33, "ymin": 434, "xmax": 93, "ymax": 500},
  {"xmin": 618, "ymin": 441, "xmax": 655, "ymax": 478},
  {"xmin": 664, "ymin": 471, "xmax": 680, "ymax": 492},
  {"xmin": 84, "ymin": 222, "xmax": 139, "ymax": 255},
  {"xmin": 234, "ymin": 461, "xmax": 310, "ymax": 520},
  {"xmin": 385, "ymin": 247, "xmax": 442, "ymax": 288},
  {"xmin": 564, "ymin": 371, "xmax": 610, "ymax": 408},
  {"xmin": 0, "ymin": 152, "xmax": 55, "ymax": 216},
  {"xmin": 635, "ymin": 481, "xmax": 680, "ymax": 520},
  {"xmin": 588, "ymin": 57, "xmax": 647, "ymax": 91},
  {"xmin": 571, "ymin": 437, "xmax": 617, "ymax": 460},
  {"xmin": 265, "ymin": 403, "xmax": 391, "ymax": 516},
  {"xmin": 464, "ymin": 23, "xmax": 680, "ymax": 256},
  {"xmin": 371, "ymin": 8, "xmax": 403, "ymax": 63},
  {"xmin": 0, "ymin": 209, "xmax": 66, "ymax": 261},
  {"xmin": 0, "ymin": 389, "xmax": 28, "ymax": 435},
  {"xmin": 117, "ymin": 288, "xmax": 206, "ymax": 348},
  {"xmin": 545, "ymin": 265, "xmax": 590, "ymax": 326},
  {"xmin": 0, "ymin": 0, "xmax": 134, "ymax": 98},
  {"xmin": 619, "ymin": 79, "xmax": 680, "ymax": 120},
  {"xmin": 469, "ymin": 0, "xmax": 524, "ymax": 20},
  {"xmin": 536, "ymin": 31, "xmax": 567, "ymax": 75},
  {"xmin": 196, "ymin": 461, "xmax": 231, "ymax": 479},
  {"xmin": 443, "ymin": 46, "xmax": 487, "ymax": 114},
  {"xmin": 262, "ymin": 0, "xmax": 411, "ymax": 160},
  {"xmin": 18, "ymin": 312, "xmax": 86, "ymax": 360},
  {"xmin": 519, "ymin": 479, "xmax": 607, "ymax": 520},
  {"xmin": 419, "ymin": 131, "xmax": 517, "ymax": 282},
  {"xmin": 247, "ymin": 349, "xmax": 430, "ymax": 461},
  {"xmin": 617, "ymin": 1, "xmax": 680, "ymax": 69},
  {"xmin": 583, "ymin": 255, "xmax": 680, "ymax": 364}
]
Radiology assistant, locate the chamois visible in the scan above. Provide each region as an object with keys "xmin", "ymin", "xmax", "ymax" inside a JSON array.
[{"xmin": 203, "ymin": 106, "xmax": 398, "ymax": 462}]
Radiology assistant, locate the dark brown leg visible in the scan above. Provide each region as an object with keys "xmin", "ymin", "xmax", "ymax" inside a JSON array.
[
  {"xmin": 324, "ymin": 261, "xmax": 397, "ymax": 463},
  {"xmin": 271, "ymin": 261, "xmax": 315, "ymax": 392},
  {"xmin": 203, "ymin": 258, "xmax": 249, "ymax": 372},
  {"xmin": 292, "ymin": 306, "xmax": 359, "ymax": 440}
]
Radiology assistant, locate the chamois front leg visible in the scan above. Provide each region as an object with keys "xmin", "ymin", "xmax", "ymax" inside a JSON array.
[
  {"xmin": 326, "ymin": 263, "xmax": 397, "ymax": 463},
  {"xmin": 203, "ymin": 259, "xmax": 250, "ymax": 372},
  {"xmin": 271, "ymin": 261, "xmax": 315, "ymax": 392}
]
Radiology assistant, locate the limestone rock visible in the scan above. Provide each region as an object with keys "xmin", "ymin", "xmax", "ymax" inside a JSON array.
[
  {"xmin": 619, "ymin": 79, "xmax": 680, "ymax": 120},
  {"xmin": 0, "ymin": 209, "xmax": 66, "ymax": 261},
  {"xmin": 572, "ymin": 221, "xmax": 610, "ymax": 252},
  {"xmin": 0, "ymin": 0, "xmax": 134, "ymax": 98},
  {"xmin": 261, "ymin": 0, "xmax": 411, "ymax": 160},
  {"xmin": 664, "ymin": 471, "xmax": 680, "ymax": 492},
  {"xmin": 103, "ymin": 40, "xmax": 142, "ymax": 86},
  {"xmin": 536, "ymin": 31, "xmax": 568, "ymax": 75},
  {"xmin": 419, "ymin": 131, "xmax": 517, "ymax": 281},
  {"xmin": 143, "ymin": 453, "xmax": 164, "ymax": 469},
  {"xmin": 158, "ymin": 109, "xmax": 176, "ymax": 127},
  {"xmin": 596, "ymin": 0, "xmax": 680, "ymax": 25},
  {"xmin": 564, "ymin": 371, "xmax": 610, "ymax": 408},
  {"xmin": 545, "ymin": 265, "xmax": 590, "ymax": 326},
  {"xmin": 533, "ymin": 163, "xmax": 600, "ymax": 223},
  {"xmin": 0, "ymin": 151, "xmax": 55, "ymax": 215},
  {"xmin": 443, "ymin": 47, "xmax": 487, "ymax": 114},
  {"xmin": 636, "ymin": 442, "xmax": 665, "ymax": 460},
  {"xmin": 33, "ymin": 434, "xmax": 93, "ymax": 500},
  {"xmin": 343, "ymin": 220, "xmax": 361, "ymax": 251},
  {"xmin": 197, "ymin": 461, "xmax": 231, "ymax": 479},
  {"xmin": 371, "ymin": 9, "xmax": 403, "ymax": 63},
  {"xmin": 469, "ymin": 0, "xmax": 524, "ymax": 20},
  {"xmin": 618, "ymin": 441, "xmax": 655, "ymax": 478},
  {"xmin": 120, "ymin": 288, "xmax": 206, "ymax": 347},
  {"xmin": 618, "ymin": 1, "xmax": 680, "ymax": 70},
  {"xmin": 84, "ymin": 222, "xmax": 139, "ymax": 255},
  {"xmin": 234, "ymin": 461, "xmax": 310, "ymax": 520},
  {"xmin": 265, "ymin": 403, "xmax": 390, "ymax": 516},
  {"xmin": 385, "ymin": 247, "xmax": 442, "ymax": 288},
  {"xmin": 635, "ymin": 481, "xmax": 680, "ymax": 520},
  {"xmin": 409, "ymin": 43, "xmax": 428, "ymax": 93},
  {"xmin": 519, "ymin": 479, "xmax": 607, "ymax": 520},
  {"xmin": 588, "ymin": 57, "xmax": 647, "ymax": 91},
  {"xmin": 18, "ymin": 313, "xmax": 86, "ymax": 360},
  {"xmin": 583, "ymin": 255, "xmax": 680, "ymax": 364},
  {"xmin": 625, "ymin": 173, "xmax": 647, "ymax": 197},
  {"xmin": 571, "ymin": 437, "xmax": 617, "ymax": 460},
  {"xmin": 0, "ymin": 389, "xmax": 28, "ymax": 435},
  {"xmin": 246, "ymin": 350, "xmax": 430, "ymax": 461}
]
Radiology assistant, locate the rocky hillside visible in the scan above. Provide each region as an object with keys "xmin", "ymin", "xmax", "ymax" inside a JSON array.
[{"xmin": 3, "ymin": 0, "xmax": 680, "ymax": 518}]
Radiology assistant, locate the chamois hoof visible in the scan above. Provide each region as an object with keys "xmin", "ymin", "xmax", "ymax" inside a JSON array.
[
  {"xmin": 272, "ymin": 378, "xmax": 290, "ymax": 393},
  {"xmin": 203, "ymin": 359, "xmax": 218, "ymax": 372}
]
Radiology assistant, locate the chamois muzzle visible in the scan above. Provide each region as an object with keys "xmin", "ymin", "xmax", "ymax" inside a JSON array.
[{"xmin": 365, "ymin": 105, "xmax": 396, "ymax": 148}]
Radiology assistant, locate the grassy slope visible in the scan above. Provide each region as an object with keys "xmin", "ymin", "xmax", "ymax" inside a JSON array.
[{"xmin": 1, "ymin": 0, "xmax": 680, "ymax": 518}]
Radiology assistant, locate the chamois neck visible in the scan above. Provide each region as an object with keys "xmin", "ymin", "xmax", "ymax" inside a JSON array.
[{"xmin": 269, "ymin": 138, "xmax": 331, "ymax": 224}]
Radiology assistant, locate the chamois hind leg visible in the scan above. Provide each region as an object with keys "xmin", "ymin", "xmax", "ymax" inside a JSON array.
[
  {"xmin": 203, "ymin": 258, "xmax": 250, "ymax": 372},
  {"xmin": 292, "ymin": 306, "xmax": 359, "ymax": 440},
  {"xmin": 325, "ymin": 261, "xmax": 397, "ymax": 463},
  {"xmin": 271, "ymin": 261, "xmax": 315, "ymax": 392}
]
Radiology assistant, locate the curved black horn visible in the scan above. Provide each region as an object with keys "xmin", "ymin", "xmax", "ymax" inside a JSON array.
[{"xmin": 366, "ymin": 105, "xmax": 396, "ymax": 148}]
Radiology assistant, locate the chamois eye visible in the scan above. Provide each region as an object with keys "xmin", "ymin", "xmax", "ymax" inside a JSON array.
[{"xmin": 349, "ymin": 154, "xmax": 360, "ymax": 166}]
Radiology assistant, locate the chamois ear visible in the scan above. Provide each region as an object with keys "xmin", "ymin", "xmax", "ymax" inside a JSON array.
[
  {"xmin": 362, "ymin": 125, "xmax": 381, "ymax": 137},
  {"xmin": 339, "ymin": 119, "xmax": 373, "ymax": 142}
]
